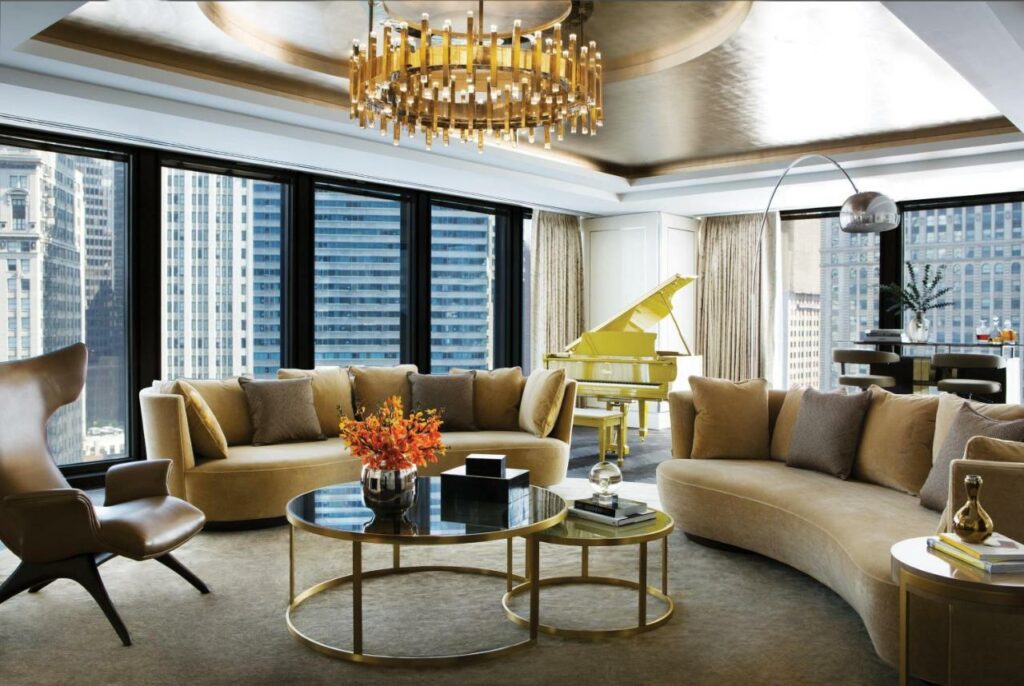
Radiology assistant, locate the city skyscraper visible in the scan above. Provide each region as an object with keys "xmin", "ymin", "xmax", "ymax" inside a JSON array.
[{"xmin": 0, "ymin": 146, "xmax": 86, "ymax": 463}]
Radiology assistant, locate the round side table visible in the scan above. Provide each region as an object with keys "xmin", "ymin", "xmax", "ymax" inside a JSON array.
[
  {"xmin": 502, "ymin": 509, "xmax": 675, "ymax": 637},
  {"xmin": 891, "ymin": 537, "xmax": 1024, "ymax": 686}
]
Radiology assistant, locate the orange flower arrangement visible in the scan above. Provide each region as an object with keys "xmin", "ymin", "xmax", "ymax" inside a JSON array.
[{"xmin": 339, "ymin": 395, "xmax": 446, "ymax": 471}]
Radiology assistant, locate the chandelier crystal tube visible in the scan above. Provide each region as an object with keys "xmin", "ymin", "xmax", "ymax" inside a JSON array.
[{"xmin": 348, "ymin": 5, "xmax": 603, "ymax": 153}]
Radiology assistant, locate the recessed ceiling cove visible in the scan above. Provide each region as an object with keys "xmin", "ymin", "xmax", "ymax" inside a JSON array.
[{"xmin": 31, "ymin": 1, "xmax": 1010, "ymax": 177}]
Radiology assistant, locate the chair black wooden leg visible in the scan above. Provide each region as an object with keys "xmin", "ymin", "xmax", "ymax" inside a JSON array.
[
  {"xmin": 66, "ymin": 556, "xmax": 132, "ymax": 647},
  {"xmin": 0, "ymin": 555, "xmax": 132, "ymax": 646},
  {"xmin": 0, "ymin": 562, "xmax": 54, "ymax": 604},
  {"xmin": 155, "ymin": 553, "xmax": 210, "ymax": 594},
  {"xmin": 28, "ymin": 552, "xmax": 115, "ymax": 594}
]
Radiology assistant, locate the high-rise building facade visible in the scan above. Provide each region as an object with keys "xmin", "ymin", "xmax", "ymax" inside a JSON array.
[{"xmin": 0, "ymin": 146, "xmax": 86, "ymax": 463}]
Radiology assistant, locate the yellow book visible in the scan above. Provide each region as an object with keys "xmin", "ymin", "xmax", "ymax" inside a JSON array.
[{"xmin": 938, "ymin": 532, "xmax": 1024, "ymax": 562}]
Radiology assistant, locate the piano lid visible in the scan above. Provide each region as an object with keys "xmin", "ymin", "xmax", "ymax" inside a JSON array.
[{"xmin": 564, "ymin": 274, "xmax": 698, "ymax": 354}]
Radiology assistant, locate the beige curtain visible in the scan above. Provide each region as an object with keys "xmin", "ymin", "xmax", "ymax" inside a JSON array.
[
  {"xmin": 695, "ymin": 212, "xmax": 778, "ymax": 381},
  {"xmin": 530, "ymin": 210, "xmax": 584, "ymax": 367}
]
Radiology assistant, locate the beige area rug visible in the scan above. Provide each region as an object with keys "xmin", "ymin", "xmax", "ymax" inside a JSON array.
[{"xmin": 0, "ymin": 519, "xmax": 896, "ymax": 685}]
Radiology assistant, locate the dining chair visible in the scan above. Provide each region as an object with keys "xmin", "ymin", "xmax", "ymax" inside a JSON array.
[{"xmin": 833, "ymin": 348, "xmax": 900, "ymax": 391}]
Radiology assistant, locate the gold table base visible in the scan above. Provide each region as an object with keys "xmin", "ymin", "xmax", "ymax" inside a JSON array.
[
  {"xmin": 502, "ymin": 575, "xmax": 674, "ymax": 638},
  {"xmin": 287, "ymin": 530, "xmax": 542, "ymax": 667}
]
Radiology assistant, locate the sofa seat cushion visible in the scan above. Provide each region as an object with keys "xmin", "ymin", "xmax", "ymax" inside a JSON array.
[
  {"xmin": 657, "ymin": 458, "xmax": 940, "ymax": 666},
  {"xmin": 191, "ymin": 438, "xmax": 354, "ymax": 473},
  {"xmin": 422, "ymin": 431, "xmax": 568, "ymax": 486}
]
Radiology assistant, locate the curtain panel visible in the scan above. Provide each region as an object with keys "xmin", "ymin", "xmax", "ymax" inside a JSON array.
[
  {"xmin": 530, "ymin": 210, "xmax": 584, "ymax": 367},
  {"xmin": 695, "ymin": 212, "xmax": 778, "ymax": 381}
]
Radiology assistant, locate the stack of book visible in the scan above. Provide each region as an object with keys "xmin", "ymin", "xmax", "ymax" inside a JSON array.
[
  {"xmin": 926, "ymin": 532, "xmax": 1024, "ymax": 573},
  {"xmin": 863, "ymin": 328, "xmax": 904, "ymax": 343},
  {"xmin": 570, "ymin": 495, "xmax": 656, "ymax": 527}
]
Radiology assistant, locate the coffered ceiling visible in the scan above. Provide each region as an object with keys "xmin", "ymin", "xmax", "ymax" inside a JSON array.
[{"xmin": 17, "ymin": 1, "xmax": 1016, "ymax": 178}]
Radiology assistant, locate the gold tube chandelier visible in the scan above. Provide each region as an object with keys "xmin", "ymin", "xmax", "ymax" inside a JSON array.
[{"xmin": 348, "ymin": 1, "xmax": 603, "ymax": 153}]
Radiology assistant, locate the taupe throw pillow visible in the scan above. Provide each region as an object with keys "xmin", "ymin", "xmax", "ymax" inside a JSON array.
[
  {"xmin": 238, "ymin": 377, "xmax": 324, "ymax": 446},
  {"xmin": 409, "ymin": 372, "xmax": 475, "ymax": 431},
  {"xmin": 518, "ymin": 368, "xmax": 567, "ymax": 437},
  {"xmin": 452, "ymin": 367, "xmax": 525, "ymax": 430},
  {"xmin": 786, "ymin": 388, "xmax": 871, "ymax": 478},
  {"xmin": 919, "ymin": 404, "xmax": 1024, "ymax": 512},
  {"xmin": 689, "ymin": 376, "xmax": 770, "ymax": 459},
  {"xmin": 350, "ymin": 364, "xmax": 418, "ymax": 417}
]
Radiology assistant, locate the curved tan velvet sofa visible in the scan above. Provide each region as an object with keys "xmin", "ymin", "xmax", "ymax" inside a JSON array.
[
  {"xmin": 656, "ymin": 389, "xmax": 941, "ymax": 673},
  {"xmin": 140, "ymin": 380, "xmax": 575, "ymax": 523}
]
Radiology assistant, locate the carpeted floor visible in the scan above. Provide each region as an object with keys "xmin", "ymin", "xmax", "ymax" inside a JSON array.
[{"xmin": 0, "ymin": 505, "xmax": 897, "ymax": 685}]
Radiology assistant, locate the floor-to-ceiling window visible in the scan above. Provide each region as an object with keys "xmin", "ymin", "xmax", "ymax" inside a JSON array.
[
  {"xmin": 902, "ymin": 199, "xmax": 1024, "ymax": 344},
  {"xmin": 430, "ymin": 203, "xmax": 496, "ymax": 373},
  {"xmin": 0, "ymin": 143, "xmax": 129, "ymax": 465},
  {"xmin": 313, "ymin": 185, "xmax": 404, "ymax": 366},
  {"xmin": 779, "ymin": 215, "xmax": 881, "ymax": 389},
  {"xmin": 160, "ymin": 167, "xmax": 284, "ymax": 379}
]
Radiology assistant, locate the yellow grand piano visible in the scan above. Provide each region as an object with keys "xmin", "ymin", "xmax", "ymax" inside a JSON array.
[{"xmin": 544, "ymin": 274, "xmax": 702, "ymax": 452}]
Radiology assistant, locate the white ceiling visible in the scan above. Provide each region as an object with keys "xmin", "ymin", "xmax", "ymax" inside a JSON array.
[{"xmin": 0, "ymin": 0, "xmax": 1022, "ymax": 217}]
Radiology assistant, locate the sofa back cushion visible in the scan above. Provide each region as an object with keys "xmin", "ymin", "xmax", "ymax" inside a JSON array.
[
  {"xmin": 452, "ymin": 366, "xmax": 526, "ymax": 430},
  {"xmin": 518, "ymin": 368, "xmax": 567, "ymax": 437},
  {"xmin": 919, "ymin": 404, "xmax": 1024, "ymax": 512},
  {"xmin": 853, "ymin": 386, "xmax": 938, "ymax": 495},
  {"xmin": 277, "ymin": 367, "xmax": 355, "ymax": 437},
  {"xmin": 410, "ymin": 372, "xmax": 476, "ymax": 431},
  {"xmin": 769, "ymin": 387, "xmax": 806, "ymax": 461},
  {"xmin": 786, "ymin": 388, "xmax": 871, "ymax": 478},
  {"xmin": 238, "ymin": 377, "xmax": 325, "ymax": 446},
  {"xmin": 172, "ymin": 377, "xmax": 253, "ymax": 446},
  {"xmin": 165, "ymin": 380, "xmax": 230, "ymax": 460},
  {"xmin": 932, "ymin": 393, "xmax": 1024, "ymax": 463},
  {"xmin": 689, "ymin": 376, "xmax": 770, "ymax": 459},
  {"xmin": 350, "ymin": 364, "xmax": 418, "ymax": 417}
]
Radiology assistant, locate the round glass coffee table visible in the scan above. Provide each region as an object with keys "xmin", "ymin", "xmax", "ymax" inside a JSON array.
[
  {"xmin": 502, "ymin": 509, "xmax": 675, "ymax": 637},
  {"xmin": 285, "ymin": 477, "xmax": 566, "ymax": 666}
]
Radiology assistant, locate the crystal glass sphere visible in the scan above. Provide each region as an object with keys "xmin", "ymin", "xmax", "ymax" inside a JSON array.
[{"xmin": 589, "ymin": 461, "xmax": 623, "ymax": 502}]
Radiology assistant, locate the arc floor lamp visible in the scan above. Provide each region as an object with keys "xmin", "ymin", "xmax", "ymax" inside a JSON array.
[{"xmin": 750, "ymin": 154, "xmax": 901, "ymax": 377}]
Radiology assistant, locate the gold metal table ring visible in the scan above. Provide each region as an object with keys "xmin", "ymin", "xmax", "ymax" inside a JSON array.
[
  {"xmin": 502, "ymin": 512, "xmax": 675, "ymax": 638},
  {"xmin": 286, "ymin": 494, "xmax": 567, "ymax": 667}
]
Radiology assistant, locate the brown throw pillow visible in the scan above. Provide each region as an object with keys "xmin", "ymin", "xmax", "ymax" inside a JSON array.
[
  {"xmin": 238, "ymin": 377, "xmax": 324, "ymax": 446},
  {"xmin": 786, "ymin": 388, "xmax": 871, "ymax": 478},
  {"xmin": 853, "ymin": 386, "xmax": 938, "ymax": 495},
  {"xmin": 350, "ymin": 364, "xmax": 418, "ymax": 417},
  {"xmin": 409, "ymin": 372, "xmax": 475, "ymax": 431},
  {"xmin": 919, "ymin": 404, "xmax": 1024, "ymax": 512},
  {"xmin": 277, "ymin": 367, "xmax": 355, "ymax": 437},
  {"xmin": 166, "ymin": 380, "xmax": 229, "ymax": 460},
  {"xmin": 689, "ymin": 376, "xmax": 770, "ymax": 459},
  {"xmin": 770, "ymin": 386, "xmax": 807, "ymax": 461},
  {"xmin": 452, "ymin": 367, "xmax": 525, "ymax": 430},
  {"xmin": 932, "ymin": 393, "xmax": 1024, "ymax": 463},
  {"xmin": 518, "ymin": 368, "xmax": 567, "ymax": 437}
]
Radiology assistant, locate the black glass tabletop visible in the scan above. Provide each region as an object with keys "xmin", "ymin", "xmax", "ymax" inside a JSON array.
[{"xmin": 286, "ymin": 477, "xmax": 567, "ymax": 544}]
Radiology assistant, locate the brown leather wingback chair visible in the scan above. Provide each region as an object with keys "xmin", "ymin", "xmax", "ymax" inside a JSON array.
[{"xmin": 0, "ymin": 343, "xmax": 209, "ymax": 646}]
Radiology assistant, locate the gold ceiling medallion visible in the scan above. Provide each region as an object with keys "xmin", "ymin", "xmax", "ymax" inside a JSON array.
[{"xmin": 349, "ymin": 1, "xmax": 602, "ymax": 152}]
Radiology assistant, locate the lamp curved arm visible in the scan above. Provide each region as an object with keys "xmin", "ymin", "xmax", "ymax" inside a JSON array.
[{"xmin": 755, "ymin": 153, "xmax": 859, "ymax": 253}]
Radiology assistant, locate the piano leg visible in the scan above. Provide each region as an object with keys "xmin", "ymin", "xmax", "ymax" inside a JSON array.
[{"xmin": 638, "ymin": 400, "xmax": 649, "ymax": 442}]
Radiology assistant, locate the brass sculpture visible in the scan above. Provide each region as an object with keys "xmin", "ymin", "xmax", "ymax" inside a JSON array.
[{"xmin": 952, "ymin": 473, "xmax": 994, "ymax": 543}]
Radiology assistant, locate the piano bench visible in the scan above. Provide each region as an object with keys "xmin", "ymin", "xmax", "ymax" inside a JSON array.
[{"xmin": 573, "ymin": 408, "xmax": 627, "ymax": 465}]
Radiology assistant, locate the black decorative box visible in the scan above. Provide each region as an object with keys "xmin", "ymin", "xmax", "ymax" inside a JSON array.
[
  {"xmin": 440, "ymin": 465, "xmax": 530, "ymax": 505},
  {"xmin": 440, "ymin": 492, "xmax": 530, "ymax": 530}
]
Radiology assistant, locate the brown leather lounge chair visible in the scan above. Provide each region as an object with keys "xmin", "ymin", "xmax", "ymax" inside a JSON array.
[{"xmin": 0, "ymin": 343, "xmax": 208, "ymax": 646}]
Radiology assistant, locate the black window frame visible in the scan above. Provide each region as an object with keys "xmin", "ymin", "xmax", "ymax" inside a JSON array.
[{"xmin": 0, "ymin": 124, "xmax": 529, "ymax": 488}]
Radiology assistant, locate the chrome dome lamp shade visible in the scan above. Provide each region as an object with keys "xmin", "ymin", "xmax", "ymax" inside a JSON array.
[{"xmin": 839, "ymin": 190, "xmax": 900, "ymax": 233}]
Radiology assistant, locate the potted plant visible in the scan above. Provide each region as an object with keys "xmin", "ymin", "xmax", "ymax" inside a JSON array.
[
  {"xmin": 881, "ymin": 262, "xmax": 953, "ymax": 343},
  {"xmin": 339, "ymin": 396, "xmax": 446, "ymax": 513}
]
